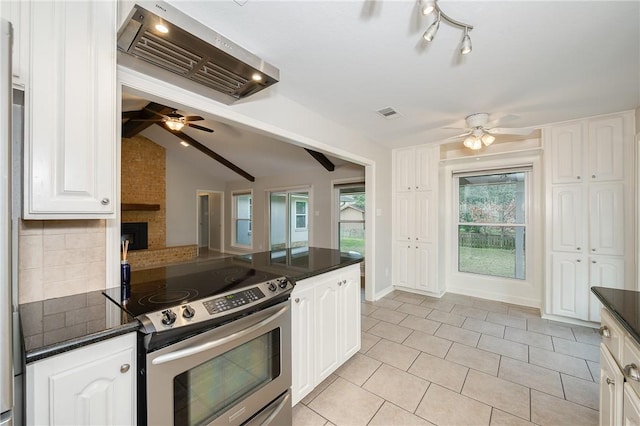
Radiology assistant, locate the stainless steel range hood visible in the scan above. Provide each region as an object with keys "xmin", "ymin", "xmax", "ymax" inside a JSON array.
[{"xmin": 117, "ymin": 2, "xmax": 279, "ymax": 104}]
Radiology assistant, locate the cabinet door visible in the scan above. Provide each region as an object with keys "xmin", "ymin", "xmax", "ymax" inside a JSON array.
[
  {"xmin": 0, "ymin": 0, "xmax": 29, "ymax": 86},
  {"xmin": 26, "ymin": 1, "xmax": 116, "ymax": 218},
  {"xmin": 414, "ymin": 242, "xmax": 436, "ymax": 293},
  {"xmin": 414, "ymin": 146, "xmax": 434, "ymax": 191},
  {"xmin": 623, "ymin": 383, "xmax": 640, "ymax": 426},
  {"xmin": 393, "ymin": 242, "xmax": 415, "ymax": 288},
  {"xmin": 395, "ymin": 148, "xmax": 415, "ymax": 192},
  {"xmin": 552, "ymin": 185, "xmax": 585, "ymax": 253},
  {"xmin": 315, "ymin": 278, "xmax": 341, "ymax": 382},
  {"xmin": 590, "ymin": 183, "xmax": 624, "ymax": 256},
  {"xmin": 291, "ymin": 284, "xmax": 316, "ymax": 406},
  {"xmin": 414, "ymin": 191, "xmax": 434, "ymax": 243},
  {"xmin": 549, "ymin": 123, "xmax": 584, "ymax": 184},
  {"xmin": 550, "ymin": 253, "xmax": 588, "ymax": 320},
  {"xmin": 600, "ymin": 345, "xmax": 623, "ymax": 426},
  {"xmin": 27, "ymin": 333, "xmax": 136, "ymax": 426},
  {"xmin": 340, "ymin": 266, "xmax": 361, "ymax": 360},
  {"xmin": 588, "ymin": 116, "xmax": 624, "ymax": 182},
  {"xmin": 395, "ymin": 193, "xmax": 413, "ymax": 242},
  {"xmin": 589, "ymin": 257, "xmax": 624, "ymax": 322}
]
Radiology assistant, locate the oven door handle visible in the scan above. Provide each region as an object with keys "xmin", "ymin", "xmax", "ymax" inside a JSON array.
[{"xmin": 151, "ymin": 305, "xmax": 288, "ymax": 365}]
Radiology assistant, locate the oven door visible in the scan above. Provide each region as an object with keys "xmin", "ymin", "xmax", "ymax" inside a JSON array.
[{"xmin": 145, "ymin": 301, "xmax": 291, "ymax": 426}]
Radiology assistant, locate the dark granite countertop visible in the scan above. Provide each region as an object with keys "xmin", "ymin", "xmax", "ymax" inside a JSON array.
[
  {"xmin": 19, "ymin": 247, "xmax": 362, "ymax": 363},
  {"xmin": 19, "ymin": 287, "xmax": 139, "ymax": 364},
  {"xmin": 591, "ymin": 286, "xmax": 640, "ymax": 345},
  {"xmin": 233, "ymin": 247, "xmax": 363, "ymax": 282}
]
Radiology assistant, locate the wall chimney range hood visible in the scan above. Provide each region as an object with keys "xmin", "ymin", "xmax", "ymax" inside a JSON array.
[{"xmin": 117, "ymin": 2, "xmax": 280, "ymax": 104}]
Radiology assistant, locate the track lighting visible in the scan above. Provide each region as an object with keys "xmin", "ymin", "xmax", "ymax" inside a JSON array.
[
  {"xmin": 421, "ymin": 0, "xmax": 473, "ymax": 54},
  {"xmin": 423, "ymin": 13, "xmax": 440, "ymax": 42}
]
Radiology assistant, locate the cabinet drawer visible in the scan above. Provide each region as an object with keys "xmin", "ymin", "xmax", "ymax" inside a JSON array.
[{"xmin": 601, "ymin": 308, "xmax": 624, "ymax": 361}]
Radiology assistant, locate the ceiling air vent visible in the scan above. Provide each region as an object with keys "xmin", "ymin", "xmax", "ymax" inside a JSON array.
[
  {"xmin": 117, "ymin": 2, "xmax": 279, "ymax": 104},
  {"xmin": 376, "ymin": 107, "xmax": 401, "ymax": 120}
]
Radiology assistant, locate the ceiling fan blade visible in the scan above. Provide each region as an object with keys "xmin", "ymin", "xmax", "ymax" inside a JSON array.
[
  {"xmin": 442, "ymin": 126, "xmax": 469, "ymax": 131},
  {"xmin": 484, "ymin": 114, "xmax": 518, "ymax": 129},
  {"xmin": 187, "ymin": 123, "xmax": 214, "ymax": 133},
  {"xmin": 122, "ymin": 111, "xmax": 143, "ymax": 119},
  {"xmin": 488, "ymin": 127, "xmax": 535, "ymax": 136},
  {"xmin": 444, "ymin": 130, "xmax": 472, "ymax": 141},
  {"xmin": 128, "ymin": 118, "xmax": 165, "ymax": 122},
  {"xmin": 184, "ymin": 115, "xmax": 204, "ymax": 122},
  {"xmin": 144, "ymin": 107, "xmax": 171, "ymax": 119}
]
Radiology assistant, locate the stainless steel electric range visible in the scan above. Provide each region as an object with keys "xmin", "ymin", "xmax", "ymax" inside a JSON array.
[{"xmin": 104, "ymin": 260, "xmax": 294, "ymax": 426}]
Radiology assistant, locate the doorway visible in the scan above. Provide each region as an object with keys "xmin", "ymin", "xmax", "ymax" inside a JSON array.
[
  {"xmin": 269, "ymin": 189, "xmax": 310, "ymax": 251},
  {"xmin": 197, "ymin": 191, "xmax": 223, "ymax": 254}
]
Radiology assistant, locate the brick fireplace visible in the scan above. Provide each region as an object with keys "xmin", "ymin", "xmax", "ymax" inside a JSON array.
[{"xmin": 121, "ymin": 134, "xmax": 196, "ymax": 269}]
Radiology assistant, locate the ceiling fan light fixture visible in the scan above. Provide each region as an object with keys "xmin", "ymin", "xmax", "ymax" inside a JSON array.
[
  {"xmin": 423, "ymin": 14, "xmax": 440, "ymax": 42},
  {"xmin": 481, "ymin": 132, "xmax": 495, "ymax": 146},
  {"xmin": 165, "ymin": 118, "xmax": 185, "ymax": 131}
]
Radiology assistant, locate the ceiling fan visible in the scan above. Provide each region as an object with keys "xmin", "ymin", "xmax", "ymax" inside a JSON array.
[
  {"xmin": 123, "ymin": 108, "xmax": 215, "ymax": 133},
  {"xmin": 445, "ymin": 113, "xmax": 534, "ymax": 150}
]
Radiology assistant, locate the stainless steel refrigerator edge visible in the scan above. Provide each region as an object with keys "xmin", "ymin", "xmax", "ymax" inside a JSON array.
[{"xmin": 0, "ymin": 18, "xmax": 13, "ymax": 426}]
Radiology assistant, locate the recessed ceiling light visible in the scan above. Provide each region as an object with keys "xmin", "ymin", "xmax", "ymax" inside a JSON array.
[
  {"xmin": 180, "ymin": 141, "xmax": 190, "ymax": 147},
  {"xmin": 155, "ymin": 23, "xmax": 169, "ymax": 34}
]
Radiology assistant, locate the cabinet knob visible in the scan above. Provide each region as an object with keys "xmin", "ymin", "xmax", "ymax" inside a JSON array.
[
  {"xmin": 577, "ymin": 176, "xmax": 581, "ymax": 180},
  {"xmin": 415, "ymin": 186, "xmax": 418, "ymax": 189},
  {"xmin": 120, "ymin": 364, "xmax": 130, "ymax": 374},
  {"xmin": 101, "ymin": 198, "xmax": 110, "ymax": 206},
  {"xmin": 576, "ymin": 247, "xmax": 581, "ymax": 251},
  {"xmin": 592, "ymin": 248, "xmax": 596, "ymax": 252},
  {"xmin": 606, "ymin": 377, "xmax": 615, "ymax": 386},
  {"xmin": 577, "ymin": 259, "xmax": 581, "ymax": 263},
  {"xmin": 407, "ymin": 187, "xmax": 411, "ymax": 190},
  {"xmin": 295, "ymin": 298, "xmax": 300, "ymax": 303},
  {"xmin": 592, "ymin": 174, "xmax": 596, "ymax": 179},
  {"xmin": 592, "ymin": 260, "xmax": 596, "ymax": 264},
  {"xmin": 598, "ymin": 326, "xmax": 611, "ymax": 338},
  {"xmin": 624, "ymin": 364, "xmax": 640, "ymax": 381},
  {"xmin": 408, "ymin": 237, "xmax": 411, "ymax": 240}
]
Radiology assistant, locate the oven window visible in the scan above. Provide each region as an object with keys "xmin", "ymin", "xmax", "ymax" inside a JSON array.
[{"xmin": 174, "ymin": 329, "xmax": 281, "ymax": 425}]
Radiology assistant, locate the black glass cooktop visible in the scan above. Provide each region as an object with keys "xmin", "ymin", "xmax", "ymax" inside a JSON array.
[{"xmin": 117, "ymin": 260, "xmax": 286, "ymax": 317}]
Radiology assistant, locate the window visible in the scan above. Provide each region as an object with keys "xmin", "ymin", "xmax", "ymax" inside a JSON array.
[
  {"xmin": 232, "ymin": 191, "xmax": 252, "ymax": 247},
  {"xmin": 336, "ymin": 184, "xmax": 365, "ymax": 256},
  {"xmin": 456, "ymin": 170, "xmax": 528, "ymax": 280},
  {"xmin": 295, "ymin": 200, "xmax": 307, "ymax": 229}
]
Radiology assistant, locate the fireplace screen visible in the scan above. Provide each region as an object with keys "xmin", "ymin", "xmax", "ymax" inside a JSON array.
[{"xmin": 121, "ymin": 222, "xmax": 148, "ymax": 251}]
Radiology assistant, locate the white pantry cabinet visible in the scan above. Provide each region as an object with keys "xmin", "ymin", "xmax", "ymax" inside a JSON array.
[
  {"xmin": 545, "ymin": 111, "xmax": 634, "ymax": 322},
  {"xmin": 26, "ymin": 333, "xmax": 137, "ymax": 426},
  {"xmin": 24, "ymin": 1, "xmax": 117, "ymax": 218},
  {"xmin": 291, "ymin": 264, "xmax": 361, "ymax": 405},
  {"xmin": 392, "ymin": 145, "xmax": 439, "ymax": 295}
]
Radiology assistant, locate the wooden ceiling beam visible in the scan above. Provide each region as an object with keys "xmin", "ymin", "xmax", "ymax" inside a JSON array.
[
  {"xmin": 305, "ymin": 148, "xmax": 335, "ymax": 172},
  {"xmin": 121, "ymin": 102, "xmax": 173, "ymax": 138},
  {"xmin": 156, "ymin": 124, "xmax": 256, "ymax": 182}
]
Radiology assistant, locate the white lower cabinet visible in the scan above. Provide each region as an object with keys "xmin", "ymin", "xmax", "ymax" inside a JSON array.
[
  {"xmin": 393, "ymin": 241, "xmax": 437, "ymax": 293},
  {"xmin": 599, "ymin": 308, "xmax": 640, "ymax": 426},
  {"xmin": 26, "ymin": 333, "xmax": 137, "ymax": 426},
  {"xmin": 291, "ymin": 264, "xmax": 361, "ymax": 405}
]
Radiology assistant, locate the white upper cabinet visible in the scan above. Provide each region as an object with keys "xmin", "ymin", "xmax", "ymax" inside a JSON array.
[
  {"xmin": 24, "ymin": 1, "xmax": 116, "ymax": 218},
  {"xmin": 0, "ymin": 0, "xmax": 30, "ymax": 87},
  {"xmin": 395, "ymin": 146, "xmax": 435, "ymax": 192},
  {"xmin": 589, "ymin": 183, "xmax": 625, "ymax": 256},
  {"xmin": 549, "ymin": 122, "xmax": 584, "ymax": 184},
  {"xmin": 588, "ymin": 116, "xmax": 625, "ymax": 182}
]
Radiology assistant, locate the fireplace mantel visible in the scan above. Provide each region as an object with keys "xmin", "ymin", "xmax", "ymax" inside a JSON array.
[{"xmin": 121, "ymin": 203, "xmax": 160, "ymax": 211}]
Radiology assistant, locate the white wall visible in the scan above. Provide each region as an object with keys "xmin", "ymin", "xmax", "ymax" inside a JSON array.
[{"xmin": 165, "ymin": 151, "xmax": 225, "ymax": 246}]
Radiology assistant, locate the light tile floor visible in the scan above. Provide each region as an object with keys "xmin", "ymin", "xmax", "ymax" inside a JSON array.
[{"xmin": 293, "ymin": 290, "xmax": 600, "ymax": 426}]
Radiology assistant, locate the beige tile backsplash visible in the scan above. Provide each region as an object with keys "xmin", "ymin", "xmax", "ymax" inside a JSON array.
[{"xmin": 18, "ymin": 220, "xmax": 106, "ymax": 303}]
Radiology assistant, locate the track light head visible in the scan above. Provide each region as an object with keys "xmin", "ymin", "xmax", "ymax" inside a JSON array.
[
  {"xmin": 423, "ymin": 13, "xmax": 440, "ymax": 42},
  {"xmin": 460, "ymin": 27, "xmax": 472, "ymax": 55},
  {"xmin": 421, "ymin": 0, "xmax": 436, "ymax": 15}
]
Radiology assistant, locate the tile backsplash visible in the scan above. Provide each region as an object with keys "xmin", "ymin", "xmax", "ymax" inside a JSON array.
[{"xmin": 18, "ymin": 220, "xmax": 106, "ymax": 303}]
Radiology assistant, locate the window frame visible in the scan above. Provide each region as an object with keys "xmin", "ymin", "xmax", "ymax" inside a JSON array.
[
  {"xmin": 454, "ymin": 167, "xmax": 531, "ymax": 281},
  {"xmin": 294, "ymin": 200, "xmax": 308, "ymax": 230},
  {"xmin": 231, "ymin": 190, "xmax": 253, "ymax": 249}
]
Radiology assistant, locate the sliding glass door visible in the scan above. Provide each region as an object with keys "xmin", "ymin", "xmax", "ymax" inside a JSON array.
[{"xmin": 269, "ymin": 190, "xmax": 309, "ymax": 251}]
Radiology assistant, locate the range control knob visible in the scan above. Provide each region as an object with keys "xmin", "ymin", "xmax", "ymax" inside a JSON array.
[
  {"xmin": 278, "ymin": 278, "xmax": 288, "ymax": 289},
  {"xmin": 182, "ymin": 305, "xmax": 195, "ymax": 319},
  {"xmin": 161, "ymin": 309, "xmax": 177, "ymax": 326},
  {"xmin": 268, "ymin": 282, "xmax": 278, "ymax": 292}
]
